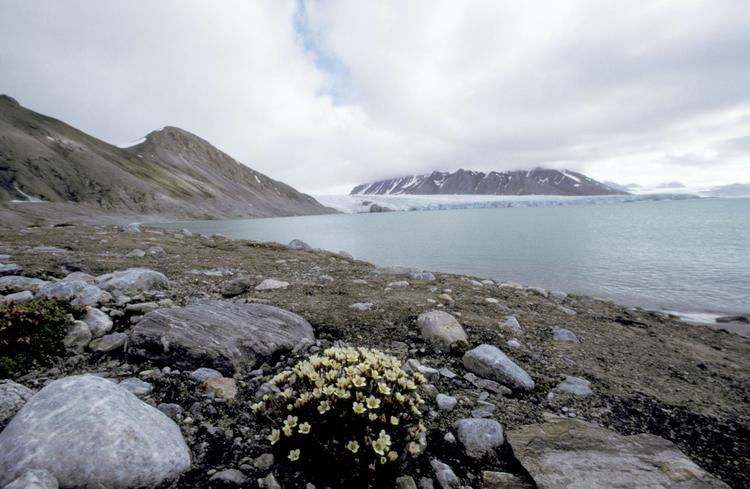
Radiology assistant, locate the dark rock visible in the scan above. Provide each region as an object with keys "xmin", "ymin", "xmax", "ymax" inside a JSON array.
[
  {"xmin": 129, "ymin": 301, "xmax": 315, "ymax": 373},
  {"xmin": 716, "ymin": 315, "xmax": 749, "ymax": 324}
]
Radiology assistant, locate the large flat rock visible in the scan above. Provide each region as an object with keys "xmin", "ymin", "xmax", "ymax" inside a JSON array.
[
  {"xmin": 506, "ymin": 417, "xmax": 730, "ymax": 489},
  {"xmin": 0, "ymin": 375, "xmax": 190, "ymax": 489},
  {"xmin": 129, "ymin": 301, "xmax": 315, "ymax": 373}
]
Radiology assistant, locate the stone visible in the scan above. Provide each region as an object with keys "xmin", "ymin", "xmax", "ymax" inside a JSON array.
[
  {"xmin": 557, "ymin": 306, "xmax": 577, "ymax": 316},
  {"xmin": 255, "ymin": 279, "xmax": 290, "ymax": 291},
  {"xmin": 29, "ymin": 246, "xmax": 67, "ymax": 254},
  {"xmin": 180, "ymin": 228, "xmax": 193, "ymax": 237},
  {"xmin": 0, "ymin": 380, "xmax": 34, "ymax": 424},
  {"xmin": 125, "ymin": 301, "xmax": 159, "ymax": 314},
  {"xmin": 471, "ymin": 401, "xmax": 496, "ymax": 418},
  {"xmin": 255, "ymin": 382, "xmax": 281, "ymax": 400},
  {"xmin": 88, "ymin": 332, "xmax": 127, "ymax": 353},
  {"xmin": 482, "ymin": 471, "xmax": 530, "ymax": 489},
  {"xmin": 418, "ymin": 479, "xmax": 435, "ymax": 489},
  {"xmin": 0, "ymin": 264, "xmax": 22, "ymax": 277},
  {"xmin": 548, "ymin": 375, "xmax": 593, "ymax": 399},
  {"xmin": 204, "ymin": 377, "xmax": 237, "ymax": 401},
  {"xmin": 0, "ymin": 375, "xmax": 190, "ymax": 488},
  {"xmin": 252, "ymin": 453, "xmax": 274, "ymax": 471},
  {"xmin": 507, "ymin": 417, "xmax": 731, "ymax": 488},
  {"xmin": 387, "ymin": 280, "xmax": 410, "ymax": 288},
  {"xmin": 438, "ymin": 367, "xmax": 457, "ymax": 379},
  {"xmin": 1, "ymin": 290, "xmax": 34, "ymax": 303},
  {"xmin": 549, "ymin": 291, "xmax": 568, "ymax": 301},
  {"xmin": 83, "ymin": 308, "xmax": 113, "ymax": 337},
  {"xmin": 463, "ymin": 344, "xmax": 534, "ymax": 391},
  {"xmin": 454, "ymin": 418, "xmax": 505, "ymax": 457},
  {"xmin": 350, "ymin": 302, "xmax": 374, "ymax": 311},
  {"xmin": 0, "ymin": 276, "xmax": 47, "ymax": 293},
  {"xmin": 552, "ymin": 327, "xmax": 579, "ymax": 343},
  {"xmin": 36, "ymin": 280, "xmax": 107, "ymax": 306},
  {"xmin": 527, "ymin": 286, "xmax": 549, "ymax": 297},
  {"xmin": 430, "ymin": 459, "xmax": 460, "ymax": 489},
  {"xmin": 716, "ymin": 315, "xmax": 749, "ymax": 324},
  {"xmin": 125, "ymin": 249, "xmax": 146, "ymax": 258},
  {"xmin": 129, "ymin": 301, "xmax": 315, "ymax": 373},
  {"xmin": 190, "ymin": 367, "xmax": 223, "ymax": 383},
  {"xmin": 396, "ymin": 475, "xmax": 418, "ymax": 489},
  {"xmin": 62, "ymin": 272, "xmax": 96, "ymax": 283},
  {"xmin": 262, "ymin": 473, "xmax": 281, "ymax": 489},
  {"xmin": 500, "ymin": 316, "xmax": 522, "ymax": 334},
  {"xmin": 97, "ymin": 268, "xmax": 169, "ymax": 294},
  {"xmin": 210, "ymin": 469, "xmax": 247, "ymax": 485},
  {"xmin": 338, "ymin": 250, "xmax": 354, "ymax": 259},
  {"xmin": 418, "ymin": 310, "xmax": 468, "ymax": 351},
  {"xmin": 3, "ymin": 469, "xmax": 58, "ymax": 489},
  {"xmin": 122, "ymin": 223, "xmax": 141, "ymax": 233},
  {"xmin": 147, "ymin": 246, "xmax": 166, "ymax": 256},
  {"xmin": 62, "ymin": 320, "xmax": 91, "ymax": 353},
  {"xmin": 409, "ymin": 271, "xmax": 436, "ymax": 281},
  {"xmin": 222, "ymin": 276, "xmax": 256, "ymax": 297},
  {"xmin": 507, "ymin": 339, "xmax": 522, "ymax": 348},
  {"xmin": 118, "ymin": 377, "xmax": 153, "ymax": 396},
  {"xmin": 157, "ymin": 403, "xmax": 183, "ymax": 420},
  {"xmin": 436, "ymin": 394, "xmax": 457, "ymax": 412},
  {"xmin": 288, "ymin": 239, "xmax": 313, "ymax": 251}
]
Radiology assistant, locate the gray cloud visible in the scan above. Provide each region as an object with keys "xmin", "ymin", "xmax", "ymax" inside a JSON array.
[{"xmin": 1, "ymin": 0, "xmax": 749, "ymax": 192}]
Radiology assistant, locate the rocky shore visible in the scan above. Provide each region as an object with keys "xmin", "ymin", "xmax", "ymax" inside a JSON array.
[{"xmin": 0, "ymin": 224, "xmax": 748, "ymax": 488}]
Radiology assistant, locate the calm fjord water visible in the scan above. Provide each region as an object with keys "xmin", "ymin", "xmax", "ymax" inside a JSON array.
[{"xmin": 162, "ymin": 198, "xmax": 750, "ymax": 317}]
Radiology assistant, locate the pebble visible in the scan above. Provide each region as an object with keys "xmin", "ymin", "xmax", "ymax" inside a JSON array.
[
  {"xmin": 209, "ymin": 469, "xmax": 247, "ymax": 485},
  {"xmin": 436, "ymin": 393, "xmax": 457, "ymax": 412},
  {"xmin": 118, "ymin": 378, "xmax": 153, "ymax": 396}
]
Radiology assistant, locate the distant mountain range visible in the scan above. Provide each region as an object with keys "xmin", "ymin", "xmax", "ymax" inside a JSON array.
[
  {"xmin": 352, "ymin": 168, "xmax": 626, "ymax": 196},
  {"xmin": 706, "ymin": 183, "xmax": 750, "ymax": 197},
  {"xmin": 0, "ymin": 95, "xmax": 333, "ymax": 223}
]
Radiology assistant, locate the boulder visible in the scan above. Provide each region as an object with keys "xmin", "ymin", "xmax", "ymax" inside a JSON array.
[
  {"xmin": 1, "ymin": 291, "xmax": 34, "ymax": 303},
  {"xmin": 507, "ymin": 417, "xmax": 730, "ymax": 488},
  {"xmin": 221, "ymin": 276, "xmax": 256, "ymax": 297},
  {"xmin": 0, "ymin": 264, "xmax": 22, "ymax": 277},
  {"xmin": 0, "ymin": 380, "xmax": 34, "ymax": 425},
  {"xmin": 338, "ymin": 251, "xmax": 354, "ymax": 260},
  {"xmin": 500, "ymin": 316, "xmax": 522, "ymax": 334},
  {"xmin": 190, "ymin": 367, "xmax": 223, "ymax": 383},
  {"xmin": 0, "ymin": 375, "xmax": 190, "ymax": 488},
  {"xmin": 0, "ymin": 276, "xmax": 47, "ymax": 293},
  {"xmin": 62, "ymin": 272, "xmax": 96, "ymax": 284},
  {"xmin": 462, "ymin": 344, "xmax": 534, "ymax": 391},
  {"xmin": 97, "ymin": 268, "xmax": 169, "ymax": 295},
  {"xmin": 409, "ymin": 271, "xmax": 436, "ymax": 281},
  {"xmin": 3, "ymin": 469, "xmax": 58, "ymax": 489},
  {"xmin": 552, "ymin": 327, "xmax": 579, "ymax": 343},
  {"xmin": 716, "ymin": 315, "xmax": 749, "ymax": 324},
  {"xmin": 548, "ymin": 376, "xmax": 592, "ymax": 399},
  {"xmin": 118, "ymin": 378, "xmax": 153, "ymax": 396},
  {"xmin": 430, "ymin": 459, "xmax": 460, "ymax": 488},
  {"xmin": 88, "ymin": 332, "xmax": 127, "ymax": 353},
  {"xmin": 129, "ymin": 301, "xmax": 315, "ymax": 373},
  {"xmin": 436, "ymin": 394, "xmax": 457, "ymax": 412},
  {"xmin": 83, "ymin": 308, "xmax": 113, "ymax": 337},
  {"xmin": 418, "ymin": 311, "xmax": 468, "ymax": 351},
  {"xmin": 62, "ymin": 320, "xmax": 92, "ymax": 353},
  {"xmin": 287, "ymin": 239, "xmax": 312, "ymax": 251},
  {"xmin": 454, "ymin": 418, "xmax": 505, "ymax": 457},
  {"xmin": 482, "ymin": 471, "xmax": 530, "ymax": 489},
  {"xmin": 255, "ymin": 279, "xmax": 289, "ymax": 291},
  {"xmin": 35, "ymin": 281, "xmax": 108, "ymax": 306}
]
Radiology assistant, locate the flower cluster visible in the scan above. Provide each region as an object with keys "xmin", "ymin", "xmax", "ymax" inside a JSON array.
[{"xmin": 252, "ymin": 347, "xmax": 428, "ymax": 478}]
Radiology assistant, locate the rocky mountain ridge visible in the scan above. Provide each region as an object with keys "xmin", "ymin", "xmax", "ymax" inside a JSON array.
[
  {"xmin": 352, "ymin": 168, "xmax": 626, "ymax": 196},
  {"xmin": 0, "ymin": 95, "xmax": 334, "ymax": 224}
]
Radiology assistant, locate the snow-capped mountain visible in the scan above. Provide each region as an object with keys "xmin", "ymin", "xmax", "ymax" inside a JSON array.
[{"xmin": 351, "ymin": 168, "xmax": 627, "ymax": 196}]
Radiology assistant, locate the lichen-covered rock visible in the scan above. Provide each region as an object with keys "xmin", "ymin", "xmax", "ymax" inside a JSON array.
[
  {"xmin": 0, "ymin": 375, "xmax": 190, "ymax": 488},
  {"xmin": 129, "ymin": 301, "xmax": 315, "ymax": 373},
  {"xmin": 418, "ymin": 311, "xmax": 468, "ymax": 351},
  {"xmin": 97, "ymin": 268, "xmax": 169, "ymax": 294},
  {"xmin": 0, "ymin": 380, "xmax": 33, "ymax": 425},
  {"xmin": 507, "ymin": 417, "xmax": 731, "ymax": 489},
  {"xmin": 462, "ymin": 344, "xmax": 534, "ymax": 391}
]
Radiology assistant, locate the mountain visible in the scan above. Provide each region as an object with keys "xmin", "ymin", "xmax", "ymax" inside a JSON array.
[
  {"xmin": 0, "ymin": 95, "xmax": 333, "ymax": 223},
  {"xmin": 656, "ymin": 181, "xmax": 686, "ymax": 189},
  {"xmin": 351, "ymin": 168, "xmax": 626, "ymax": 196},
  {"xmin": 603, "ymin": 181, "xmax": 631, "ymax": 193},
  {"xmin": 706, "ymin": 183, "xmax": 750, "ymax": 198}
]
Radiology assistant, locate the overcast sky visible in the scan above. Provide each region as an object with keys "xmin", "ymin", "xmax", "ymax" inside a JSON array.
[{"xmin": 2, "ymin": 0, "xmax": 749, "ymax": 193}]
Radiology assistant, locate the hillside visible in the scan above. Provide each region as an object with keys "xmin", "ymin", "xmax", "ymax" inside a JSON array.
[
  {"xmin": 352, "ymin": 168, "xmax": 626, "ymax": 196},
  {"xmin": 0, "ymin": 95, "xmax": 334, "ymax": 224}
]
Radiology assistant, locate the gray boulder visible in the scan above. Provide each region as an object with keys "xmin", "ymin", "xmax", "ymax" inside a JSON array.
[
  {"xmin": 430, "ymin": 459, "xmax": 460, "ymax": 488},
  {"xmin": 62, "ymin": 320, "xmax": 92, "ymax": 353},
  {"xmin": 61, "ymin": 272, "xmax": 96, "ymax": 284},
  {"xmin": 463, "ymin": 344, "xmax": 534, "ymax": 391},
  {"xmin": 409, "ymin": 271, "xmax": 436, "ymax": 281},
  {"xmin": 507, "ymin": 417, "xmax": 730, "ymax": 488},
  {"xmin": 1, "ymin": 291, "xmax": 34, "ymax": 304},
  {"xmin": 3, "ymin": 469, "xmax": 58, "ymax": 489},
  {"xmin": 436, "ymin": 394, "xmax": 457, "ymax": 412},
  {"xmin": 288, "ymin": 239, "xmax": 312, "ymax": 251},
  {"xmin": 255, "ymin": 279, "xmax": 289, "ymax": 291},
  {"xmin": 0, "ymin": 375, "xmax": 190, "ymax": 488},
  {"xmin": 83, "ymin": 308, "xmax": 113, "ymax": 337},
  {"xmin": 548, "ymin": 375, "xmax": 593, "ymax": 399},
  {"xmin": 552, "ymin": 327, "xmax": 579, "ymax": 343},
  {"xmin": 0, "ymin": 264, "xmax": 22, "ymax": 277},
  {"xmin": 190, "ymin": 367, "xmax": 223, "ymax": 383},
  {"xmin": 221, "ymin": 276, "xmax": 256, "ymax": 297},
  {"xmin": 0, "ymin": 276, "xmax": 47, "ymax": 293},
  {"xmin": 88, "ymin": 332, "xmax": 128, "ymax": 353},
  {"xmin": 338, "ymin": 251, "xmax": 354, "ymax": 259},
  {"xmin": 454, "ymin": 418, "xmax": 505, "ymax": 457},
  {"xmin": 129, "ymin": 301, "xmax": 315, "ymax": 373},
  {"xmin": 119, "ymin": 378, "xmax": 153, "ymax": 396},
  {"xmin": 418, "ymin": 311, "xmax": 468, "ymax": 351},
  {"xmin": 97, "ymin": 268, "xmax": 169, "ymax": 295},
  {"xmin": 35, "ymin": 281, "xmax": 109, "ymax": 307},
  {"xmin": 0, "ymin": 380, "xmax": 34, "ymax": 425}
]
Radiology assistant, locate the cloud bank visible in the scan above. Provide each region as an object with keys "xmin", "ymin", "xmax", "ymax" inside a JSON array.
[{"xmin": 1, "ymin": 0, "xmax": 749, "ymax": 192}]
